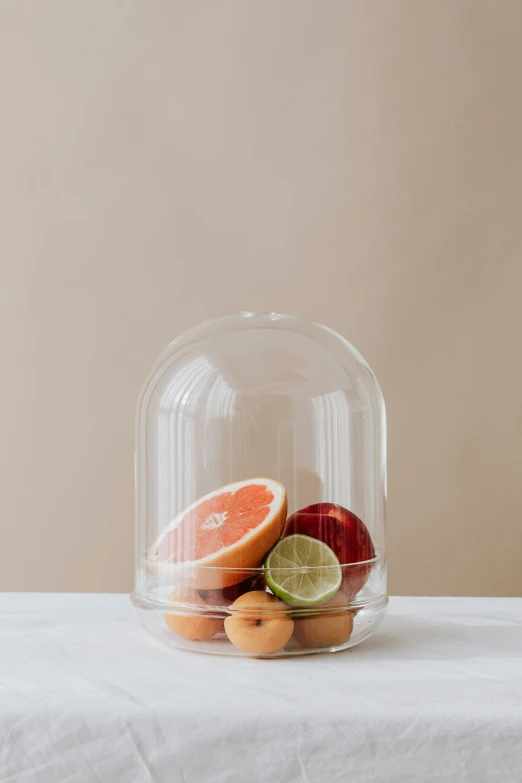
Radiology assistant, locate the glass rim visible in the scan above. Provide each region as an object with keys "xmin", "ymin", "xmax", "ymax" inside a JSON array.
[
  {"xmin": 131, "ymin": 590, "xmax": 388, "ymax": 616},
  {"xmin": 143, "ymin": 554, "xmax": 380, "ymax": 572}
]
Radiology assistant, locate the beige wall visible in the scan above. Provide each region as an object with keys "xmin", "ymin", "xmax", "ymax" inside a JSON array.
[{"xmin": 1, "ymin": 1, "xmax": 521, "ymax": 595}]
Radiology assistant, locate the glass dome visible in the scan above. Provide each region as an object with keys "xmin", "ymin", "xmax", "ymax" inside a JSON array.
[{"xmin": 132, "ymin": 313, "xmax": 387, "ymax": 657}]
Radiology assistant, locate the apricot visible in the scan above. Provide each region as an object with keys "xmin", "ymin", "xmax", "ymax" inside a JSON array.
[
  {"xmin": 293, "ymin": 593, "xmax": 354, "ymax": 649},
  {"xmin": 164, "ymin": 588, "xmax": 222, "ymax": 641},
  {"xmin": 224, "ymin": 591, "xmax": 294, "ymax": 655}
]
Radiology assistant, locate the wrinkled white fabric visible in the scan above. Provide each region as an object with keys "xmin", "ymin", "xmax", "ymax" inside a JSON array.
[{"xmin": 0, "ymin": 594, "xmax": 521, "ymax": 782}]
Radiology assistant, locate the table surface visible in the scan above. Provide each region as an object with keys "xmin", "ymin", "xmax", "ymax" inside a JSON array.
[{"xmin": 1, "ymin": 594, "xmax": 521, "ymax": 783}]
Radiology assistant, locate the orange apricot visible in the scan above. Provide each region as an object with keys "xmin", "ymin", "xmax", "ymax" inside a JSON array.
[
  {"xmin": 164, "ymin": 588, "xmax": 222, "ymax": 641},
  {"xmin": 224, "ymin": 591, "xmax": 294, "ymax": 655},
  {"xmin": 293, "ymin": 593, "xmax": 354, "ymax": 649}
]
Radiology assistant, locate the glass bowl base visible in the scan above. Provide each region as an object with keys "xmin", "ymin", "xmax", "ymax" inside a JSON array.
[{"xmin": 134, "ymin": 596, "xmax": 388, "ymax": 658}]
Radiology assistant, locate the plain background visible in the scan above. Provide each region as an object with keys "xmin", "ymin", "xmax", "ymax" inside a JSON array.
[{"xmin": 1, "ymin": 1, "xmax": 521, "ymax": 595}]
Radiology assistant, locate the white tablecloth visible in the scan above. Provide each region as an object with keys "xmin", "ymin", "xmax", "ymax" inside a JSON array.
[{"xmin": 1, "ymin": 594, "xmax": 521, "ymax": 782}]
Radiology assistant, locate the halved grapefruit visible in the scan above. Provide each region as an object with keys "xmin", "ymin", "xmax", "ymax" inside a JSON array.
[{"xmin": 147, "ymin": 478, "xmax": 287, "ymax": 589}]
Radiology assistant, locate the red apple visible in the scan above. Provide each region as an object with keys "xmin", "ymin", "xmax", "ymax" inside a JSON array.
[{"xmin": 282, "ymin": 503, "xmax": 375, "ymax": 597}]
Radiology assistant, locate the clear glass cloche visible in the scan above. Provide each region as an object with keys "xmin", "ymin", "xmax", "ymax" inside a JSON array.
[{"xmin": 131, "ymin": 313, "xmax": 387, "ymax": 656}]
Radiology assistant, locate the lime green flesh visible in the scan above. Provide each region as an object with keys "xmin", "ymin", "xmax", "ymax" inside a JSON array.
[{"xmin": 264, "ymin": 534, "xmax": 342, "ymax": 607}]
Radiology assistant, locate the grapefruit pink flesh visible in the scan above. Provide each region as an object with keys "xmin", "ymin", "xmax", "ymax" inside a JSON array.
[{"xmin": 147, "ymin": 478, "xmax": 287, "ymax": 589}]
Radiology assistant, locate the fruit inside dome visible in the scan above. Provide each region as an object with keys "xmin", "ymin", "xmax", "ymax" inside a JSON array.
[{"xmin": 151, "ymin": 478, "xmax": 376, "ymax": 655}]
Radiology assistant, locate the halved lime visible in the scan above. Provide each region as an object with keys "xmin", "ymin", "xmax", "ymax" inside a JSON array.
[{"xmin": 264, "ymin": 534, "xmax": 342, "ymax": 607}]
